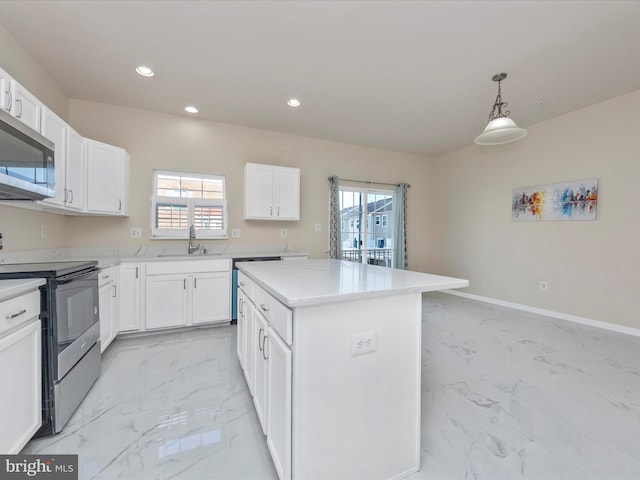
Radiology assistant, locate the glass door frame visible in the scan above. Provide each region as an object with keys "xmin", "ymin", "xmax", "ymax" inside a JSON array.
[{"xmin": 338, "ymin": 185, "xmax": 395, "ymax": 267}]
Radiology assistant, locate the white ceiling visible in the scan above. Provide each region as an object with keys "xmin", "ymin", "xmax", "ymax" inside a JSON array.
[{"xmin": 2, "ymin": 0, "xmax": 640, "ymax": 157}]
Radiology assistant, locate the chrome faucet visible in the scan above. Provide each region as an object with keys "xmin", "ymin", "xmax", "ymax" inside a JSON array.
[{"xmin": 188, "ymin": 224, "xmax": 200, "ymax": 254}]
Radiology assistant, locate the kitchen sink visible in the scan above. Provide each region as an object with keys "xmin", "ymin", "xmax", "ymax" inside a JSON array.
[{"xmin": 157, "ymin": 252, "xmax": 223, "ymax": 258}]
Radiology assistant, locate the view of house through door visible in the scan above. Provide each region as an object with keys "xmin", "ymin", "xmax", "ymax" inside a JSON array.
[{"xmin": 339, "ymin": 187, "xmax": 395, "ymax": 267}]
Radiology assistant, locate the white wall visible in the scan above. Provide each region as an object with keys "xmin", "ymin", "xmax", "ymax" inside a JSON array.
[
  {"xmin": 0, "ymin": 25, "xmax": 68, "ymax": 251},
  {"xmin": 431, "ymin": 90, "xmax": 640, "ymax": 329},
  {"xmin": 65, "ymin": 100, "xmax": 435, "ymax": 266}
]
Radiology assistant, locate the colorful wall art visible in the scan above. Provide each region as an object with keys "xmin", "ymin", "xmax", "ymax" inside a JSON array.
[{"xmin": 512, "ymin": 179, "xmax": 598, "ymax": 222}]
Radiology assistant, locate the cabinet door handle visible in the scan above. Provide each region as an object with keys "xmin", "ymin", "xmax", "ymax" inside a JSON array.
[
  {"xmin": 277, "ymin": 206, "xmax": 280, "ymax": 217},
  {"xmin": 118, "ymin": 199, "xmax": 122, "ymax": 211},
  {"xmin": 15, "ymin": 98, "xmax": 22, "ymax": 118},
  {"xmin": 135, "ymin": 266, "xmax": 139, "ymax": 279},
  {"xmin": 69, "ymin": 189, "xmax": 74, "ymax": 204},
  {"xmin": 5, "ymin": 90, "xmax": 11, "ymax": 111},
  {"xmin": 262, "ymin": 335, "xmax": 269, "ymax": 360},
  {"xmin": 239, "ymin": 281, "xmax": 246, "ymax": 287},
  {"xmin": 270, "ymin": 206, "xmax": 273, "ymax": 216},
  {"xmin": 239, "ymin": 298, "xmax": 244, "ymax": 317},
  {"xmin": 63, "ymin": 188, "xmax": 68, "ymax": 203},
  {"xmin": 112, "ymin": 285, "xmax": 117, "ymax": 297},
  {"xmin": 194, "ymin": 277, "xmax": 197, "ymax": 288},
  {"xmin": 258, "ymin": 328, "xmax": 264, "ymax": 351},
  {"xmin": 183, "ymin": 279, "xmax": 186, "ymax": 290},
  {"xmin": 260, "ymin": 304, "xmax": 269, "ymax": 314},
  {"xmin": 6, "ymin": 309, "xmax": 27, "ymax": 320}
]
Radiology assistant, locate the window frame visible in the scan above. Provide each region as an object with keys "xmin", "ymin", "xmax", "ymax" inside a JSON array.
[{"xmin": 150, "ymin": 170, "xmax": 228, "ymax": 239}]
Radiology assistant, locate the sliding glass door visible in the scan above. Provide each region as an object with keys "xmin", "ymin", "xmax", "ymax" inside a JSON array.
[{"xmin": 338, "ymin": 187, "xmax": 395, "ymax": 267}]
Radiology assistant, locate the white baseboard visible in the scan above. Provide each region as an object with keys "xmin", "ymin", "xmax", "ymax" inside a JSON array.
[{"xmin": 441, "ymin": 289, "xmax": 640, "ymax": 338}]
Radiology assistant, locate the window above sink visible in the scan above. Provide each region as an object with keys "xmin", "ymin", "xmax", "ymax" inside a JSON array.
[{"xmin": 150, "ymin": 170, "xmax": 228, "ymax": 239}]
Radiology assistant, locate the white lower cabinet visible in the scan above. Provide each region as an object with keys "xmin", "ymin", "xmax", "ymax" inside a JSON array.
[
  {"xmin": 98, "ymin": 267, "xmax": 118, "ymax": 352},
  {"xmin": 193, "ymin": 272, "xmax": 230, "ymax": 325},
  {"xmin": 237, "ymin": 287, "xmax": 255, "ymax": 394},
  {"xmin": 237, "ymin": 271, "xmax": 292, "ymax": 479},
  {"xmin": 266, "ymin": 325, "xmax": 292, "ymax": 480},
  {"xmin": 145, "ymin": 274, "xmax": 188, "ymax": 329},
  {"xmin": 118, "ymin": 263, "xmax": 143, "ymax": 332},
  {"xmin": 145, "ymin": 260, "xmax": 231, "ymax": 331},
  {"xmin": 237, "ymin": 289, "xmax": 247, "ymax": 367},
  {"xmin": 253, "ymin": 310, "xmax": 269, "ymax": 434},
  {"xmin": 0, "ymin": 285, "xmax": 42, "ymax": 454}
]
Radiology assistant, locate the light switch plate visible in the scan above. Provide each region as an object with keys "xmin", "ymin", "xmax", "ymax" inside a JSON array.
[
  {"xmin": 232, "ymin": 228, "xmax": 241, "ymax": 238},
  {"xmin": 130, "ymin": 227, "xmax": 142, "ymax": 238}
]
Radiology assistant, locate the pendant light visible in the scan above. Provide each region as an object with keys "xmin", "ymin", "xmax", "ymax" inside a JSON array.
[{"xmin": 474, "ymin": 73, "xmax": 527, "ymax": 145}]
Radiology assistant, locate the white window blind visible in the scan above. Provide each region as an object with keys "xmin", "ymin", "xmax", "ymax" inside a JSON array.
[{"xmin": 151, "ymin": 170, "xmax": 227, "ymax": 238}]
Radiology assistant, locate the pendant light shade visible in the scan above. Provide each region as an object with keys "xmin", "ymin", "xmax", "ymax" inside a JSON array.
[{"xmin": 475, "ymin": 73, "xmax": 527, "ymax": 146}]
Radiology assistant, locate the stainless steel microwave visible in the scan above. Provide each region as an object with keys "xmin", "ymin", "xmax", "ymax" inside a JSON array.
[{"xmin": 0, "ymin": 107, "xmax": 54, "ymax": 200}]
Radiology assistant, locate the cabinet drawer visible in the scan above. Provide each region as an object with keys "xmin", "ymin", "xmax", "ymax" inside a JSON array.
[
  {"xmin": 99, "ymin": 267, "xmax": 116, "ymax": 287},
  {"xmin": 146, "ymin": 259, "xmax": 231, "ymax": 275},
  {"xmin": 254, "ymin": 285, "xmax": 292, "ymax": 345},
  {"xmin": 0, "ymin": 290, "xmax": 40, "ymax": 334},
  {"xmin": 237, "ymin": 271, "xmax": 254, "ymax": 298}
]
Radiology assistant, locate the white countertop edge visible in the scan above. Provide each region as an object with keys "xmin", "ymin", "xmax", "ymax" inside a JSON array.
[
  {"xmin": 0, "ymin": 278, "xmax": 46, "ymax": 302},
  {"xmin": 237, "ymin": 259, "xmax": 469, "ymax": 308},
  {"xmin": 271, "ymin": 279, "xmax": 470, "ymax": 308}
]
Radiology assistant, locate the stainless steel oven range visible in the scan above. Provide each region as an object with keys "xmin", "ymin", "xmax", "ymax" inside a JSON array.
[{"xmin": 0, "ymin": 261, "xmax": 100, "ymax": 435}]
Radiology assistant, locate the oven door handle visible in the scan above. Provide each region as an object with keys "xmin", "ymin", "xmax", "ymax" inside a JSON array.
[{"xmin": 56, "ymin": 269, "xmax": 98, "ymax": 284}]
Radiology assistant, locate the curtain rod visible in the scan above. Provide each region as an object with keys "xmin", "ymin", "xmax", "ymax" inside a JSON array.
[{"xmin": 337, "ymin": 177, "xmax": 411, "ymax": 188}]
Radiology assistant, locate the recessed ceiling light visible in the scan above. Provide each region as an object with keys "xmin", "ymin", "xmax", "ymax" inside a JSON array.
[
  {"xmin": 287, "ymin": 98, "xmax": 301, "ymax": 107},
  {"xmin": 135, "ymin": 66, "xmax": 154, "ymax": 77},
  {"xmin": 184, "ymin": 106, "xmax": 199, "ymax": 114}
]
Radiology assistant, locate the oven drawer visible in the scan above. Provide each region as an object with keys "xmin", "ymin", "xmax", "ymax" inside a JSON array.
[{"xmin": 0, "ymin": 290, "xmax": 40, "ymax": 334}]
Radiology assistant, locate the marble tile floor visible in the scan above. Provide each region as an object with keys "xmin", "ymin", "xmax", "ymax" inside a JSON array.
[{"xmin": 23, "ymin": 292, "xmax": 640, "ymax": 479}]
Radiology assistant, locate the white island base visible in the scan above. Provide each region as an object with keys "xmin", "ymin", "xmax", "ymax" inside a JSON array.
[
  {"xmin": 236, "ymin": 259, "xmax": 468, "ymax": 480},
  {"xmin": 293, "ymin": 293, "xmax": 422, "ymax": 479}
]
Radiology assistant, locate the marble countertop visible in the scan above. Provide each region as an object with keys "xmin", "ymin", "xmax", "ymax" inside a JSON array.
[
  {"xmin": 237, "ymin": 259, "xmax": 469, "ymax": 307},
  {"xmin": 0, "ymin": 247, "xmax": 308, "ymax": 269},
  {"xmin": 0, "ymin": 278, "xmax": 46, "ymax": 302}
]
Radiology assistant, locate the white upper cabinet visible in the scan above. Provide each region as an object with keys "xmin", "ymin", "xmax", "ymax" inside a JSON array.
[
  {"xmin": 64, "ymin": 127, "xmax": 86, "ymax": 211},
  {"xmin": 244, "ymin": 163, "xmax": 300, "ymax": 221},
  {"xmin": 86, "ymin": 138, "xmax": 129, "ymax": 215},
  {"xmin": 39, "ymin": 107, "xmax": 68, "ymax": 207},
  {"xmin": 11, "ymin": 80, "xmax": 42, "ymax": 132},
  {"xmin": 39, "ymin": 108, "xmax": 86, "ymax": 212},
  {"xmin": 0, "ymin": 67, "xmax": 43, "ymax": 132},
  {"xmin": 1, "ymin": 65, "xmax": 130, "ymax": 217},
  {"xmin": 0, "ymin": 67, "xmax": 13, "ymax": 113}
]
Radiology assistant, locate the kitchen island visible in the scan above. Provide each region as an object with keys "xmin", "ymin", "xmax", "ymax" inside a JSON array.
[{"xmin": 236, "ymin": 259, "xmax": 468, "ymax": 480}]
